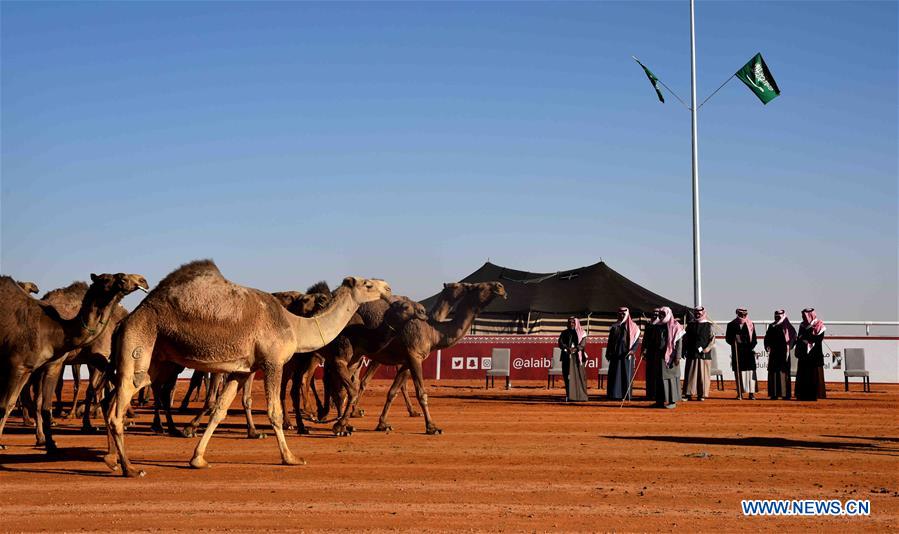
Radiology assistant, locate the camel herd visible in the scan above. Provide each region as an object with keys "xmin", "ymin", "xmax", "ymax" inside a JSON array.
[{"xmin": 0, "ymin": 260, "xmax": 507, "ymax": 477}]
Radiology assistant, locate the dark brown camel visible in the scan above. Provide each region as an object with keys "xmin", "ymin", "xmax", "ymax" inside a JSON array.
[
  {"xmin": 319, "ymin": 282, "xmax": 473, "ymax": 424},
  {"xmin": 103, "ymin": 260, "xmax": 390, "ymax": 476},
  {"xmin": 337, "ymin": 281, "xmax": 506, "ymax": 436},
  {"xmin": 0, "ymin": 273, "xmax": 148, "ymax": 452},
  {"xmin": 334, "ymin": 282, "xmax": 506, "ymax": 435}
]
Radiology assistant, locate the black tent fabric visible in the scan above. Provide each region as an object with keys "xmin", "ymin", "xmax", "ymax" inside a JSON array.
[{"xmin": 421, "ymin": 261, "xmax": 688, "ymax": 335}]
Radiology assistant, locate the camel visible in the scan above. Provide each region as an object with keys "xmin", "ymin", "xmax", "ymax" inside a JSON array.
[
  {"xmin": 333, "ymin": 281, "xmax": 506, "ymax": 436},
  {"xmin": 103, "ymin": 260, "xmax": 391, "ymax": 477},
  {"xmin": 0, "ymin": 273, "xmax": 148, "ymax": 452},
  {"xmin": 35, "ymin": 282, "xmax": 131, "ymax": 433},
  {"xmin": 149, "ymin": 289, "xmax": 328, "ymax": 439},
  {"xmin": 319, "ymin": 282, "xmax": 473, "ymax": 423}
]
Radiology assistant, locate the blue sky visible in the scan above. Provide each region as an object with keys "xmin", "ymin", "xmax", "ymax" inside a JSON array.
[{"xmin": 2, "ymin": 1, "xmax": 896, "ymax": 322}]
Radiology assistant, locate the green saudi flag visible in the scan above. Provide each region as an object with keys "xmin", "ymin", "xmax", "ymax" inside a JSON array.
[
  {"xmin": 633, "ymin": 57, "xmax": 665, "ymax": 103},
  {"xmin": 736, "ymin": 53, "xmax": 781, "ymax": 104}
]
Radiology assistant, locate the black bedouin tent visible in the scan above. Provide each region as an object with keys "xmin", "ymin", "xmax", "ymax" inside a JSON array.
[{"xmin": 420, "ymin": 260, "xmax": 688, "ymax": 336}]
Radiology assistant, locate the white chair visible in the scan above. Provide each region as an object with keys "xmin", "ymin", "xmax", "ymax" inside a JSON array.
[
  {"xmin": 485, "ymin": 348, "xmax": 511, "ymax": 389},
  {"xmin": 596, "ymin": 346, "xmax": 609, "ymax": 389},
  {"xmin": 547, "ymin": 347, "xmax": 563, "ymax": 388},
  {"xmin": 710, "ymin": 347, "xmax": 724, "ymax": 390},
  {"xmin": 843, "ymin": 348, "xmax": 870, "ymax": 392}
]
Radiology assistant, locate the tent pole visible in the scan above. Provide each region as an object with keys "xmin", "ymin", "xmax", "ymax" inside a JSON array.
[{"xmin": 690, "ymin": 0, "xmax": 703, "ymax": 308}]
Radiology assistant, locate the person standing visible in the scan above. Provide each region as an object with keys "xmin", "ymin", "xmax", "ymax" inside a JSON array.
[
  {"xmin": 648, "ymin": 307, "xmax": 684, "ymax": 409},
  {"xmin": 558, "ymin": 317, "xmax": 589, "ymax": 402},
  {"xmin": 606, "ymin": 307, "xmax": 640, "ymax": 400},
  {"xmin": 795, "ymin": 308, "xmax": 827, "ymax": 401},
  {"xmin": 764, "ymin": 309, "xmax": 797, "ymax": 399},
  {"xmin": 682, "ymin": 306, "xmax": 714, "ymax": 401},
  {"xmin": 726, "ymin": 308, "xmax": 758, "ymax": 400},
  {"xmin": 642, "ymin": 309, "xmax": 662, "ymax": 400}
]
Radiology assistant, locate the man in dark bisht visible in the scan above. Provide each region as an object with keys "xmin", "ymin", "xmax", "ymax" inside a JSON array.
[
  {"xmin": 682, "ymin": 306, "xmax": 714, "ymax": 401},
  {"xmin": 648, "ymin": 307, "xmax": 684, "ymax": 409},
  {"xmin": 795, "ymin": 308, "xmax": 827, "ymax": 401},
  {"xmin": 764, "ymin": 309, "xmax": 797, "ymax": 399},
  {"xmin": 558, "ymin": 317, "xmax": 589, "ymax": 402},
  {"xmin": 606, "ymin": 307, "xmax": 640, "ymax": 400},
  {"xmin": 726, "ymin": 308, "xmax": 758, "ymax": 400},
  {"xmin": 642, "ymin": 308, "xmax": 662, "ymax": 400}
]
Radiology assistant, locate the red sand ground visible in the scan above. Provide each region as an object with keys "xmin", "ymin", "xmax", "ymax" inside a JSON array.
[{"xmin": 0, "ymin": 380, "xmax": 897, "ymax": 532}]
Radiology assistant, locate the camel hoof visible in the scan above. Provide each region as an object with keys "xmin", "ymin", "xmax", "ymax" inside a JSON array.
[
  {"xmin": 375, "ymin": 422, "xmax": 392, "ymax": 432},
  {"xmin": 81, "ymin": 425, "xmax": 101, "ymax": 434},
  {"xmin": 284, "ymin": 423, "xmax": 296, "ymax": 431},
  {"xmin": 35, "ymin": 437, "xmax": 46, "ymax": 447},
  {"xmin": 332, "ymin": 425, "xmax": 353, "ymax": 437},
  {"xmin": 103, "ymin": 454, "xmax": 120, "ymax": 471},
  {"xmin": 151, "ymin": 424, "xmax": 165, "ymax": 435},
  {"xmin": 0, "ymin": 444, "xmax": 6, "ymax": 451},
  {"xmin": 409, "ymin": 411, "xmax": 421, "ymax": 418},
  {"xmin": 282, "ymin": 455, "xmax": 306, "ymax": 466},
  {"xmin": 181, "ymin": 427, "xmax": 197, "ymax": 438},
  {"xmin": 297, "ymin": 427, "xmax": 310, "ymax": 435},
  {"xmin": 124, "ymin": 467, "xmax": 146, "ymax": 478},
  {"xmin": 426, "ymin": 426, "xmax": 443, "ymax": 435},
  {"xmin": 189, "ymin": 456, "xmax": 209, "ymax": 469},
  {"xmin": 350, "ymin": 409, "xmax": 365, "ymax": 418},
  {"xmin": 247, "ymin": 432, "xmax": 267, "ymax": 440}
]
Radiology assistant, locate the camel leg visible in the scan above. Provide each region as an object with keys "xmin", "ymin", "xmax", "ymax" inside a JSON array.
[
  {"xmin": 105, "ymin": 331, "xmax": 156, "ymax": 477},
  {"xmin": 182, "ymin": 372, "xmax": 223, "ymax": 437},
  {"xmin": 290, "ymin": 365, "xmax": 306, "ymax": 432},
  {"xmin": 375, "ymin": 368, "xmax": 410, "ymax": 432},
  {"xmin": 66, "ymin": 364, "xmax": 82, "ymax": 419},
  {"xmin": 308, "ymin": 374, "xmax": 324, "ymax": 423},
  {"xmin": 189, "ymin": 374, "xmax": 242, "ymax": 469},
  {"xmin": 0, "ymin": 365, "xmax": 32, "ymax": 450},
  {"xmin": 407, "ymin": 358, "xmax": 441, "ymax": 435},
  {"xmin": 331, "ymin": 360, "xmax": 360, "ymax": 436},
  {"xmin": 53, "ymin": 364, "xmax": 65, "ymax": 417},
  {"xmin": 242, "ymin": 373, "xmax": 264, "ymax": 439},
  {"xmin": 81, "ymin": 363, "xmax": 105, "ymax": 433},
  {"xmin": 179, "ymin": 370, "xmax": 204, "ymax": 411},
  {"xmin": 279, "ymin": 358, "xmax": 296, "ymax": 431},
  {"xmin": 18, "ymin": 376, "xmax": 37, "ymax": 427},
  {"xmin": 260, "ymin": 365, "xmax": 304, "ymax": 466},
  {"xmin": 150, "ymin": 364, "xmax": 184, "ymax": 437},
  {"xmin": 36, "ymin": 359, "xmax": 67, "ymax": 452}
]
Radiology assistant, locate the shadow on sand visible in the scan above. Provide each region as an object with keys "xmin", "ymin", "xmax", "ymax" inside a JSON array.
[{"xmin": 601, "ymin": 435, "xmax": 899, "ymax": 455}]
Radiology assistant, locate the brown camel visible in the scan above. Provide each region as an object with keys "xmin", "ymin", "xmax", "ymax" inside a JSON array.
[
  {"xmin": 333, "ymin": 281, "xmax": 506, "ymax": 436},
  {"xmin": 0, "ymin": 273, "xmax": 148, "ymax": 452},
  {"xmin": 104, "ymin": 260, "xmax": 391, "ymax": 477},
  {"xmin": 316, "ymin": 293, "xmax": 429, "ymax": 431},
  {"xmin": 156, "ymin": 290, "xmax": 328, "ymax": 440},
  {"xmin": 36, "ymin": 282, "xmax": 131, "ymax": 432}
]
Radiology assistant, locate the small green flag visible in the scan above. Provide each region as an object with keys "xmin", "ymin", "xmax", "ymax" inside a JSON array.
[
  {"xmin": 633, "ymin": 57, "xmax": 665, "ymax": 103},
  {"xmin": 736, "ymin": 53, "xmax": 781, "ymax": 104}
]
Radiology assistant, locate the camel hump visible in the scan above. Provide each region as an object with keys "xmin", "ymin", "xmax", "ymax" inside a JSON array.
[
  {"xmin": 148, "ymin": 260, "xmax": 253, "ymax": 324},
  {"xmin": 40, "ymin": 281, "xmax": 89, "ymax": 320}
]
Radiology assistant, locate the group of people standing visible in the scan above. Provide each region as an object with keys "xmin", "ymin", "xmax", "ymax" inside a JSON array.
[{"xmin": 557, "ymin": 306, "xmax": 829, "ymax": 406}]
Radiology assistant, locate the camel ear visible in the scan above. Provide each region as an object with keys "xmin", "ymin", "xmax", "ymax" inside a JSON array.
[
  {"xmin": 443, "ymin": 283, "xmax": 451, "ymax": 289},
  {"xmin": 90, "ymin": 273, "xmax": 99, "ymax": 283},
  {"xmin": 342, "ymin": 276, "xmax": 356, "ymax": 288}
]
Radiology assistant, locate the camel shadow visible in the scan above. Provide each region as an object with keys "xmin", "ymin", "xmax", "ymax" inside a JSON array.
[
  {"xmin": 601, "ymin": 435, "xmax": 899, "ymax": 455},
  {"xmin": 438, "ymin": 393, "xmax": 647, "ymax": 406},
  {"xmin": 0, "ymin": 446, "xmax": 113, "ymax": 477}
]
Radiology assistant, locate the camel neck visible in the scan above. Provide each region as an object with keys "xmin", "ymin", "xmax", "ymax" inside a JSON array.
[
  {"xmin": 428, "ymin": 292, "xmax": 461, "ymax": 322},
  {"xmin": 289, "ymin": 287, "xmax": 361, "ymax": 353},
  {"xmin": 61, "ymin": 290, "xmax": 122, "ymax": 349},
  {"xmin": 432, "ymin": 295, "xmax": 487, "ymax": 349}
]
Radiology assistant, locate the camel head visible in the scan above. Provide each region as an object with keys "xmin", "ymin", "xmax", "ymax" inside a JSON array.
[
  {"xmin": 386, "ymin": 296, "xmax": 428, "ymax": 327},
  {"xmin": 17, "ymin": 281, "xmax": 39, "ymax": 295},
  {"xmin": 439, "ymin": 282, "xmax": 471, "ymax": 303},
  {"xmin": 272, "ymin": 291, "xmax": 321, "ymax": 317},
  {"xmin": 471, "ymin": 281, "xmax": 506, "ymax": 304},
  {"xmin": 340, "ymin": 277, "xmax": 391, "ymax": 304},
  {"xmin": 89, "ymin": 272, "xmax": 150, "ymax": 300}
]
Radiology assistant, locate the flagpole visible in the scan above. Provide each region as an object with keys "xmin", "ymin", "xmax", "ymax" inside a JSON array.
[{"xmin": 689, "ymin": 0, "xmax": 702, "ymax": 308}]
